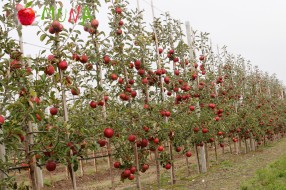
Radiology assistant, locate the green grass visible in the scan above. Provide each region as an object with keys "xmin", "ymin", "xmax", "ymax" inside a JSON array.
[{"xmin": 241, "ymin": 154, "xmax": 286, "ymax": 190}]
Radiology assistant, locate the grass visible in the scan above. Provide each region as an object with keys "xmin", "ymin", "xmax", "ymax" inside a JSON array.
[{"xmin": 241, "ymin": 153, "xmax": 286, "ymax": 190}]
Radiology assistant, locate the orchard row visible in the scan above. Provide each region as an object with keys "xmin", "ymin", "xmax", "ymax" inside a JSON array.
[{"xmin": 0, "ymin": 0, "xmax": 285, "ymax": 189}]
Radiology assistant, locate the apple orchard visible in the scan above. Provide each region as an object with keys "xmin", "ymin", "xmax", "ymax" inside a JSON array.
[{"xmin": 1, "ymin": 0, "xmax": 286, "ymax": 190}]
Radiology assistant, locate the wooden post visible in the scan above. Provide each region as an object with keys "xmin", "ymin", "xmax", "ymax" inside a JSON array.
[
  {"xmin": 234, "ymin": 141, "xmax": 238, "ymax": 155},
  {"xmin": 26, "ymin": 121, "xmax": 39, "ymax": 190},
  {"xmin": 249, "ymin": 135, "xmax": 254, "ymax": 151},
  {"xmin": 195, "ymin": 145, "xmax": 201, "ymax": 173},
  {"xmin": 186, "ymin": 156, "xmax": 190, "ymax": 176},
  {"xmin": 228, "ymin": 138, "xmax": 232, "ymax": 154},
  {"xmin": 205, "ymin": 142, "xmax": 209, "ymax": 169},
  {"xmin": 134, "ymin": 143, "xmax": 142, "ymax": 190},
  {"xmin": 244, "ymin": 138, "xmax": 248, "ymax": 154},
  {"xmin": 154, "ymin": 149, "xmax": 161, "ymax": 189},
  {"xmin": 0, "ymin": 127, "xmax": 6, "ymax": 190},
  {"xmin": 185, "ymin": 21, "xmax": 194, "ymax": 61},
  {"xmin": 186, "ymin": 21, "xmax": 207, "ymax": 173},
  {"xmin": 239, "ymin": 137, "xmax": 242, "ymax": 152},
  {"xmin": 214, "ymin": 141, "xmax": 218, "ymax": 161},
  {"xmin": 29, "ymin": 55, "xmax": 44, "ymax": 189},
  {"xmin": 16, "ymin": 5, "xmax": 40, "ymax": 185},
  {"xmin": 53, "ymin": 0, "xmax": 77, "ymax": 188},
  {"xmin": 93, "ymin": 150, "xmax": 97, "ymax": 173},
  {"xmin": 168, "ymin": 141, "xmax": 176, "ymax": 184},
  {"xmin": 200, "ymin": 144, "xmax": 207, "ymax": 173},
  {"xmin": 151, "ymin": 0, "xmax": 166, "ymax": 188},
  {"xmin": 107, "ymin": 138, "xmax": 114, "ymax": 190},
  {"xmin": 79, "ymin": 160, "xmax": 84, "ymax": 177}
]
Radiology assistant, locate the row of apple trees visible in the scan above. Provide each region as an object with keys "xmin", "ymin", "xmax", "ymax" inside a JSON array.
[{"xmin": 0, "ymin": 0, "xmax": 286, "ymax": 189}]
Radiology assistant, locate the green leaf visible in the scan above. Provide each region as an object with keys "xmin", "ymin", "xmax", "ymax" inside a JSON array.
[
  {"xmin": 25, "ymin": 1, "xmax": 33, "ymax": 8},
  {"xmin": 40, "ymin": 34, "xmax": 47, "ymax": 42},
  {"xmin": 73, "ymin": 160, "xmax": 78, "ymax": 172}
]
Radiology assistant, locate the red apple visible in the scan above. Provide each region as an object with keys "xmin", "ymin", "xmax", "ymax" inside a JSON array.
[
  {"xmin": 80, "ymin": 55, "xmax": 88, "ymax": 63},
  {"xmin": 90, "ymin": 101, "xmax": 97, "ymax": 108},
  {"xmin": 208, "ymin": 103, "xmax": 216, "ymax": 109},
  {"xmin": 113, "ymin": 161, "xmax": 121, "ymax": 168},
  {"xmin": 71, "ymin": 87, "xmax": 80, "ymax": 95},
  {"xmin": 119, "ymin": 20, "xmax": 124, "ymax": 26},
  {"xmin": 193, "ymin": 127, "xmax": 199, "ymax": 133},
  {"xmin": 164, "ymin": 76, "xmax": 170, "ymax": 84},
  {"xmin": 142, "ymin": 78, "xmax": 148, "ymax": 84},
  {"xmin": 117, "ymin": 29, "xmax": 122, "ymax": 35},
  {"xmin": 115, "ymin": 7, "xmax": 122, "ymax": 14},
  {"xmin": 72, "ymin": 53, "xmax": 80, "ymax": 61},
  {"xmin": 158, "ymin": 145, "xmax": 164, "ymax": 152},
  {"xmin": 141, "ymin": 164, "xmax": 149, "ymax": 171},
  {"xmin": 16, "ymin": 4, "xmax": 24, "ymax": 11},
  {"xmin": 130, "ymin": 166, "xmax": 136, "ymax": 174},
  {"xmin": 103, "ymin": 55, "xmax": 110, "ymax": 64},
  {"xmin": 118, "ymin": 77, "xmax": 124, "ymax": 84},
  {"xmin": 45, "ymin": 65, "xmax": 55, "ymax": 75},
  {"xmin": 58, "ymin": 60, "xmax": 68, "ymax": 70},
  {"xmin": 36, "ymin": 114, "xmax": 41, "ymax": 121},
  {"xmin": 175, "ymin": 147, "xmax": 182, "ymax": 152},
  {"xmin": 131, "ymin": 91, "xmax": 137, "ymax": 98},
  {"xmin": 18, "ymin": 7, "xmax": 35, "ymax": 26},
  {"xmin": 124, "ymin": 169, "xmax": 131, "ymax": 177},
  {"xmin": 18, "ymin": 134, "xmax": 25, "ymax": 142},
  {"xmin": 98, "ymin": 101, "xmax": 104, "ymax": 106},
  {"xmin": 165, "ymin": 163, "xmax": 171, "ymax": 170},
  {"xmin": 46, "ymin": 160, "xmax": 56, "ymax": 171},
  {"xmin": 217, "ymin": 131, "xmax": 223, "ymax": 136},
  {"xmin": 30, "ymin": 97, "xmax": 40, "ymax": 104},
  {"xmin": 104, "ymin": 128, "xmax": 114, "ymax": 138},
  {"xmin": 199, "ymin": 55, "xmax": 205, "ymax": 61},
  {"xmin": 202, "ymin": 128, "xmax": 208, "ymax": 133},
  {"xmin": 49, "ymin": 107, "xmax": 58, "ymax": 115},
  {"xmin": 141, "ymin": 139, "xmax": 149, "ymax": 147},
  {"xmin": 186, "ymin": 151, "xmax": 192, "ymax": 157},
  {"xmin": 10, "ymin": 60, "xmax": 21, "ymax": 69},
  {"xmin": 91, "ymin": 19, "xmax": 99, "ymax": 28},
  {"xmin": 110, "ymin": 73, "xmax": 118, "ymax": 81},
  {"xmin": 51, "ymin": 20, "xmax": 63, "ymax": 33},
  {"xmin": 134, "ymin": 60, "xmax": 141, "ymax": 67},
  {"xmin": 174, "ymin": 70, "xmax": 179, "ymax": 76},
  {"xmin": 97, "ymin": 139, "xmax": 107, "ymax": 147},
  {"xmin": 153, "ymin": 137, "xmax": 159, "ymax": 144},
  {"xmin": 189, "ymin": 105, "xmax": 195, "ymax": 111},
  {"xmin": 128, "ymin": 174, "xmax": 134, "ymax": 180},
  {"xmin": 0, "ymin": 115, "xmax": 5, "ymax": 125},
  {"xmin": 165, "ymin": 111, "xmax": 171, "ymax": 117},
  {"xmin": 128, "ymin": 134, "xmax": 136, "ymax": 142},
  {"xmin": 143, "ymin": 126, "xmax": 149, "ymax": 132}
]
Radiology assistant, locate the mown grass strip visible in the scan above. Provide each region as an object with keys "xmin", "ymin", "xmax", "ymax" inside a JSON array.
[{"xmin": 241, "ymin": 153, "xmax": 286, "ymax": 190}]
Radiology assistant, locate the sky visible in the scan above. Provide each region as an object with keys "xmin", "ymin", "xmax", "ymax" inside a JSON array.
[
  {"xmin": 2, "ymin": 0, "xmax": 286, "ymax": 85},
  {"xmin": 135, "ymin": 0, "xmax": 286, "ymax": 84}
]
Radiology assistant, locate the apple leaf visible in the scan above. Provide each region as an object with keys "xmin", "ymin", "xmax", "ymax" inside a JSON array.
[
  {"xmin": 25, "ymin": 1, "xmax": 33, "ymax": 8},
  {"xmin": 73, "ymin": 159, "xmax": 79, "ymax": 172},
  {"xmin": 29, "ymin": 88, "xmax": 37, "ymax": 97},
  {"xmin": 40, "ymin": 34, "xmax": 47, "ymax": 42}
]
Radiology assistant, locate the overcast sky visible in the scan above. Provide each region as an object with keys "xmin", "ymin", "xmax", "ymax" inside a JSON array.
[
  {"xmin": 3, "ymin": 0, "xmax": 286, "ymax": 84},
  {"xmin": 136, "ymin": 0, "xmax": 286, "ymax": 84}
]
